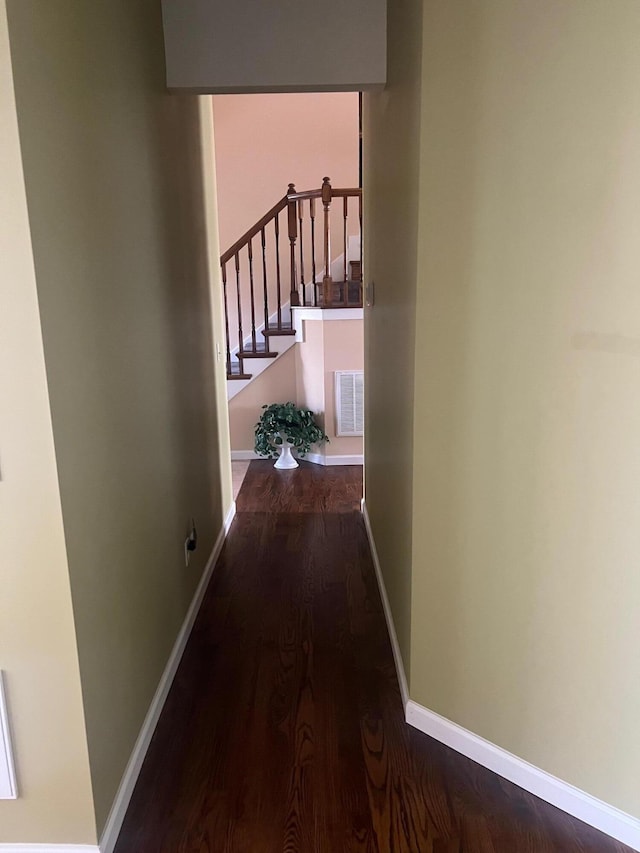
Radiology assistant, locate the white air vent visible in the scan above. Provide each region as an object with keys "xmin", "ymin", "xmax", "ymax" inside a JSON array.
[{"xmin": 335, "ymin": 371, "xmax": 364, "ymax": 436}]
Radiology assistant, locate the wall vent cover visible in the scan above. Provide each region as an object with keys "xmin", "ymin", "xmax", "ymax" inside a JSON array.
[{"xmin": 335, "ymin": 371, "xmax": 364, "ymax": 436}]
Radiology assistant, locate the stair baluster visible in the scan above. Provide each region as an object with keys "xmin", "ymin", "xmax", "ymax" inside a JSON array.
[
  {"xmin": 310, "ymin": 197, "xmax": 317, "ymax": 306},
  {"xmin": 321, "ymin": 177, "xmax": 333, "ymax": 308},
  {"xmin": 287, "ymin": 184, "xmax": 299, "ymax": 307},
  {"xmin": 221, "ymin": 179, "xmax": 362, "ymax": 381},
  {"xmin": 260, "ymin": 227, "xmax": 269, "ymax": 351},
  {"xmin": 358, "ymin": 192, "xmax": 363, "ymax": 304},
  {"xmin": 247, "ymin": 238, "xmax": 257, "ymax": 350},
  {"xmin": 274, "ymin": 213, "xmax": 282, "ymax": 327},
  {"xmin": 298, "ymin": 199, "xmax": 306, "ymax": 307},
  {"xmin": 343, "ymin": 195, "xmax": 348, "ymax": 286},
  {"xmin": 234, "ymin": 253, "xmax": 246, "ymax": 377},
  {"xmin": 221, "ymin": 262, "xmax": 232, "ymax": 375}
]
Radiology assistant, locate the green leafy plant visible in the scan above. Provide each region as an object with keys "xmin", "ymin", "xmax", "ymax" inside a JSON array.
[{"xmin": 254, "ymin": 402, "xmax": 329, "ymax": 459}]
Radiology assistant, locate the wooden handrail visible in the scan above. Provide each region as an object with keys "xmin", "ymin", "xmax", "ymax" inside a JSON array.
[
  {"xmin": 285, "ymin": 187, "xmax": 362, "ymax": 201},
  {"xmin": 220, "ymin": 178, "xmax": 363, "ymax": 380},
  {"xmin": 286, "ymin": 188, "xmax": 321, "ymax": 201},
  {"xmin": 329, "ymin": 187, "xmax": 362, "ymax": 198},
  {"xmin": 220, "ymin": 195, "xmax": 288, "ymax": 266}
]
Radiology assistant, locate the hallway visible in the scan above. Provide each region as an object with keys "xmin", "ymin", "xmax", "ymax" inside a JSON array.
[{"xmin": 113, "ymin": 463, "xmax": 632, "ymax": 852}]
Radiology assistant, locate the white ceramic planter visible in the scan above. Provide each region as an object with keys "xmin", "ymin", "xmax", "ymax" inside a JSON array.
[{"xmin": 274, "ymin": 434, "xmax": 298, "ymax": 469}]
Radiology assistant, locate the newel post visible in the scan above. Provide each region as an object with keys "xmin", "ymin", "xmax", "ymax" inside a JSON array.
[
  {"xmin": 321, "ymin": 176, "xmax": 333, "ymax": 307},
  {"xmin": 287, "ymin": 183, "xmax": 300, "ymax": 307}
]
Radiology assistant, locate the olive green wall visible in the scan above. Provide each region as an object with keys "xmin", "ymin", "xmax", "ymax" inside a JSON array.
[
  {"xmin": 410, "ymin": 0, "xmax": 640, "ymax": 816},
  {"xmin": 362, "ymin": 0, "xmax": 423, "ymax": 673},
  {"xmin": 7, "ymin": 0, "xmax": 230, "ymax": 835},
  {"xmin": 364, "ymin": 0, "xmax": 640, "ymax": 820},
  {"xmin": 0, "ymin": 1, "xmax": 96, "ymax": 842}
]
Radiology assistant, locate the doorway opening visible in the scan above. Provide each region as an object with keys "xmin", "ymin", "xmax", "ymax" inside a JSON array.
[{"xmin": 210, "ymin": 92, "xmax": 364, "ymax": 499}]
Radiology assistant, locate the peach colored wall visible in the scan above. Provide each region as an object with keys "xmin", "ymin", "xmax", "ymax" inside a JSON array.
[
  {"xmin": 213, "ymin": 93, "xmax": 359, "ymax": 253},
  {"xmin": 229, "ymin": 318, "xmax": 364, "ymax": 458},
  {"xmin": 322, "ymin": 319, "xmax": 364, "ymax": 456},
  {"xmin": 213, "ymin": 93, "xmax": 360, "ymax": 362},
  {"xmin": 218, "ymin": 95, "xmax": 362, "ymax": 459},
  {"xmin": 229, "ymin": 348, "xmax": 298, "ymax": 450},
  {"xmin": 295, "ymin": 320, "xmax": 326, "ymax": 431}
]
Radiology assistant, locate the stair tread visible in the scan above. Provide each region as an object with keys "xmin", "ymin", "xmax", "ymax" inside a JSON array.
[
  {"xmin": 240, "ymin": 343, "xmax": 278, "ymax": 358},
  {"xmin": 227, "ymin": 362, "xmax": 252, "ymax": 380},
  {"xmin": 262, "ymin": 324, "xmax": 296, "ymax": 337}
]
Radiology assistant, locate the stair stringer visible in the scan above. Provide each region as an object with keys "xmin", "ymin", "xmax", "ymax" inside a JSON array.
[{"xmin": 226, "ymin": 332, "xmax": 297, "ymax": 401}]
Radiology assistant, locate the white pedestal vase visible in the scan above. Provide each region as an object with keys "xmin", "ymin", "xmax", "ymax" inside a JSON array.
[{"xmin": 274, "ymin": 435, "xmax": 299, "ymax": 469}]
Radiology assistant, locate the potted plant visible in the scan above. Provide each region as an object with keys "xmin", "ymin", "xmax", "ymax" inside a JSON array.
[{"xmin": 254, "ymin": 402, "xmax": 329, "ymax": 469}]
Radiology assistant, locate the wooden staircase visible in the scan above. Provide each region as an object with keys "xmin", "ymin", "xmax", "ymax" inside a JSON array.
[{"xmin": 220, "ymin": 178, "xmax": 362, "ymax": 388}]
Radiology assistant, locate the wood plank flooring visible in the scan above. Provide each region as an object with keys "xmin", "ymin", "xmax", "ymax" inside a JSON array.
[
  {"xmin": 235, "ymin": 459, "xmax": 363, "ymax": 513},
  {"xmin": 113, "ymin": 461, "xmax": 634, "ymax": 853}
]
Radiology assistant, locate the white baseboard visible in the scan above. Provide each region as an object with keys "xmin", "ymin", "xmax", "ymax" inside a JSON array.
[
  {"xmin": 405, "ymin": 702, "xmax": 640, "ymax": 851},
  {"xmin": 230, "ymin": 450, "xmax": 259, "ymax": 460},
  {"xmin": 303, "ymin": 452, "xmax": 364, "ymax": 467},
  {"xmin": 360, "ymin": 499, "xmax": 409, "ymax": 708},
  {"xmin": 306, "ymin": 453, "xmax": 364, "ymax": 465},
  {"xmin": 98, "ymin": 501, "xmax": 237, "ymax": 853},
  {"xmin": 361, "ymin": 499, "xmax": 640, "ymax": 852},
  {"xmin": 0, "ymin": 847, "xmax": 100, "ymax": 852},
  {"xmin": 231, "ymin": 450, "xmax": 363, "ymax": 467}
]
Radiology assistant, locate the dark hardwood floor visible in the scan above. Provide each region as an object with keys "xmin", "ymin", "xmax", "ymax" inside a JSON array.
[
  {"xmin": 114, "ymin": 461, "xmax": 633, "ymax": 852},
  {"xmin": 235, "ymin": 459, "xmax": 363, "ymax": 513}
]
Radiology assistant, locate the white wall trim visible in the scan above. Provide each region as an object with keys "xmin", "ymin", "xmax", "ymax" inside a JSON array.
[
  {"xmin": 231, "ymin": 450, "xmax": 363, "ymax": 466},
  {"xmin": 306, "ymin": 452, "xmax": 363, "ymax": 466},
  {"xmin": 405, "ymin": 702, "xmax": 640, "ymax": 851},
  {"xmin": 361, "ymin": 499, "xmax": 640, "ymax": 851},
  {"xmin": 230, "ymin": 450, "xmax": 260, "ymax": 460},
  {"xmin": 360, "ymin": 500, "xmax": 409, "ymax": 708},
  {"xmin": 325, "ymin": 454, "xmax": 363, "ymax": 466},
  {"xmin": 98, "ymin": 501, "xmax": 237, "ymax": 853},
  {"xmin": 0, "ymin": 847, "xmax": 100, "ymax": 852},
  {"xmin": 292, "ymin": 307, "xmax": 363, "ymax": 342},
  {"xmin": 0, "ymin": 672, "xmax": 17, "ymax": 799}
]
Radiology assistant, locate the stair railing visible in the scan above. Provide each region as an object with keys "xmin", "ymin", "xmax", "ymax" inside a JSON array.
[{"xmin": 220, "ymin": 178, "xmax": 362, "ymax": 379}]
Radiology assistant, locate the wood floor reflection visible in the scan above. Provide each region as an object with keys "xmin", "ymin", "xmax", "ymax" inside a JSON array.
[
  {"xmin": 235, "ymin": 459, "xmax": 363, "ymax": 513},
  {"xmin": 113, "ymin": 462, "xmax": 631, "ymax": 852}
]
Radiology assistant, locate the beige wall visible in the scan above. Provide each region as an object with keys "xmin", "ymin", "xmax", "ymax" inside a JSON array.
[
  {"xmin": 410, "ymin": 0, "xmax": 640, "ymax": 817},
  {"xmin": 362, "ymin": 0, "xmax": 423, "ymax": 671},
  {"xmin": 6, "ymin": 0, "xmax": 230, "ymax": 837},
  {"xmin": 0, "ymin": 2, "xmax": 96, "ymax": 844},
  {"xmin": 365, "ymin": 0, "xmax": 640, "ymax": 821}
]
